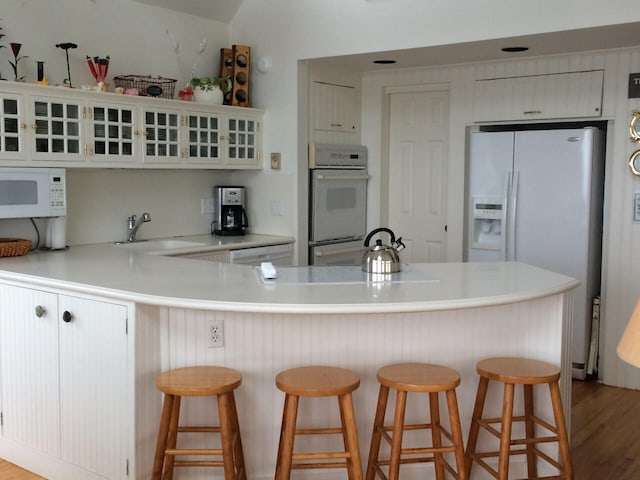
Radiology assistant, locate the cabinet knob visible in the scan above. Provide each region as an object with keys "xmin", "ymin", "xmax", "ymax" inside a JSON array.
[
  {"xmin": 31, "ymin": 123, "xmax": 37, "ymax": 130},
  {"xmin": 62, "ymin": 311, "xmax": 73, "ymax": 323},
  {"xmin": 20, "ymin": 122, "xmax": 27, "ymax": 129},
  {"xmin": 35, "ymin": 305, "xmax": 46, "ymax": 318}
]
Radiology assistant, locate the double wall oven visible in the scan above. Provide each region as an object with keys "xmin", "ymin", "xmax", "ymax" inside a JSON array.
[{"xmin": 308, "ymin": 143, "xmax": 368, "ymax": 265}]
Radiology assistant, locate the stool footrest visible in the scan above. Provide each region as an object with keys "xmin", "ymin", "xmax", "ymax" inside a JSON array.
[
  {"xmin": 177, "ymin": 426, "xmax": 220, "ymax": 433},
  {"xmin": 165, "ymin": 448, "xmax": 223, "ymax": 456},
  {"xmin": 378, "ymin": 424, "xmax": 458, "ymax": 456},
  {"xmin": 174, "ymin": 460, "xmax": 225, "ymax": 467},
  {"xmin": 295, "ymin": 426, "xmax": 343, "ymax": 435},
  {"xmin": 293, "ymin": 451, "xmax": 350, "ymax": 460},
  {"xmin": 292, "ymin": 461, "xmax": 349, "ymax": 470}
]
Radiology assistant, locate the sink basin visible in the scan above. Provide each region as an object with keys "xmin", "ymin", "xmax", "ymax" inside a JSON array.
[{"xmin": 113, "ymin": 239, "xmax": 207, "ymax": 251}]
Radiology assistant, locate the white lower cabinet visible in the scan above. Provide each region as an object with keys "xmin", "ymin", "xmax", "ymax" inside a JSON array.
[{"xmin": 0, "ymin": 283, "xmax": 130, "ymax": 479}]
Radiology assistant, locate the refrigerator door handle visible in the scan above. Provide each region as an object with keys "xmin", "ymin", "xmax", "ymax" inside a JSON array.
[
  {"xmin": 506, "ymin": 171, "xmax": 519, "ymax": 261},
  {"xmin": 501, "ymin": 172, "xmax": 510, "ymax": 261}
]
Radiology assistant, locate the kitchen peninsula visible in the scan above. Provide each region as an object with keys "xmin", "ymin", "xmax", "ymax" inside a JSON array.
[{"xmin": 0, "ymin": 243, "xmax": 578, "ymax": 480}]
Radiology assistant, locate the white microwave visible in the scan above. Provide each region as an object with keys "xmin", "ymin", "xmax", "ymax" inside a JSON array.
[{"xmin": 0, "ymin": 167, "xmax": 67, "ymax": 219}]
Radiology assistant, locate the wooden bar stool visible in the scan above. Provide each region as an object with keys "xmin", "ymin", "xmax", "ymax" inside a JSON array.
[
  {"xmin": 464, "ymin": 357, "xmax": 573, "ymax": 480},
  {"xmin": 366, "ymin": 362, "xmax": 466, "ymax": 480},
  {"xmin": 152, "ymin": 366, "xmax": 246, "ymax": 480},
  {"xmin": 274, "ymin": 365, "xmax": 363, "ymax": 480}
]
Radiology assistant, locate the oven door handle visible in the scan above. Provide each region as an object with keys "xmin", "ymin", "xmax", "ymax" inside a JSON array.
[
  {"xmin": 315, "ymin": 245, "xmax": 364, "ymax": 257},
  {"xmin": 315, "ymin": 174, "xmax": 370, "ymax": 181}
]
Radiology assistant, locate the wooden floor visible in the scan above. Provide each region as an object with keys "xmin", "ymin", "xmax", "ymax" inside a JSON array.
[{"xmin": 1, "ymin": 379, "xmax": 640, "ymax": 479}]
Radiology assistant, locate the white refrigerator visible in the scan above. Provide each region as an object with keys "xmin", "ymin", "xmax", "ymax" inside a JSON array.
[{"xmin": 466, "ymin": 127, "xmax": 605, "ymax": 380}]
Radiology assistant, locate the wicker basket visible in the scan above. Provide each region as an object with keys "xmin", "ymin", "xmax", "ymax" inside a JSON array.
[
  {"xmin": 0, "ymin": 238, "xmax": 32, "ymax": 257},
  {"xmin": 113, "ymin": 75, "xmax": 177, "ymax": 99}
]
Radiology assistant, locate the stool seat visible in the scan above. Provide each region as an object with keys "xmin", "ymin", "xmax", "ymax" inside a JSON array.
[
  {"xmin": 377, "ymin": 362, "xmax": 461, "ymax": 392},
  {"xmin": 476, "ymin": 357, "xmax": 560, "ymax": 385},
  {"xmin": 465, "ymin": 357, "xmax": 573, "ymax": 480},
  {"xmin": 152, "ymin": 366, "xmax": 246, "ymax": 480},
  {"xmin": 366, "ymin": 362, "xmax": 466, "ymax": 480},
  {"xmin": 275, "ymin": 365, "xmax": 363, "ymax": 480},
  {"xmin": 276, "ymin": 365, "xmax": 360, "ymax": 396},
  {"xmin": 156, "ymin": 366, "xmax": 242, "ymax": 396}
]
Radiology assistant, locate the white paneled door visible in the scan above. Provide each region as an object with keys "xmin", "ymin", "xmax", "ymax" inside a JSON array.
[{"xmin": 388, "ymin": 88, "xmax": 449, "ymax": 262}]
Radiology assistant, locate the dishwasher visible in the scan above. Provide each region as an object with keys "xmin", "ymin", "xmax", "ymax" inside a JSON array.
[{"xmin": 228, "ymin": 243, "xmax": 294, "ymax": 266}]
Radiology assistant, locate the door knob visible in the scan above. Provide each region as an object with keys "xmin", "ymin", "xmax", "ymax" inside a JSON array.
[
  {"xmin": 62, "ymin": 311, "xmax": 73, "ymax": 323},
  {"xmin": 35, "ymin": 305, "xmax": 46, "ymax": 317}
]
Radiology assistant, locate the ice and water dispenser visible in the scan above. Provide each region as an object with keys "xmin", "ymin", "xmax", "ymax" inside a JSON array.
[{"xmin": 470, "ymin": 197, "xmax": 504, "ymax": 251}]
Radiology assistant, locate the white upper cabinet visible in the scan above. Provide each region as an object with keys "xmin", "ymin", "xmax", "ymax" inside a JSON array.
[
  {"xmin": 311, "ymin": 81, "xmax": 358, "ymax": 133},
  {"xmin": 0, "ymin": 82, "xmax": 263, "ymax": 169},
  {"xmin": 473, "ymin": 70, "xmax": 604, "ymax": 122}
]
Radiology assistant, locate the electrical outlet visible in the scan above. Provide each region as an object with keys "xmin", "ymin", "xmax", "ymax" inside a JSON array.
[
  {"xmin": 201, "ymin": 197, "xmax": 214, "ymax": 214},
  {"xmin": 207, "ymin": 320, "xmax": 224, "ymax": 348}
]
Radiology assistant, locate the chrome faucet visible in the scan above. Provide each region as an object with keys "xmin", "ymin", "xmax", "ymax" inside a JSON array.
[{"xmin": 127, "ymin": 212, "xmax": 151, "ymax": 242}]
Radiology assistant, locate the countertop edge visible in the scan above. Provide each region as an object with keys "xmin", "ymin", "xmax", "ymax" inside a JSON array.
[{"xmin": 0, "ymin": 269, "xmax": 580, "ymax": 314}]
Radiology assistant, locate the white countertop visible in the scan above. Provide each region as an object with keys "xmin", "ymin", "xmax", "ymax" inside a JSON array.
[{"xmin": 0, "ymin": 234, "xmax": 578, "ymax": 314}]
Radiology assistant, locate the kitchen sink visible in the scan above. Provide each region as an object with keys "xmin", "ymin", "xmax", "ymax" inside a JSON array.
[{"xmin": 113, "ymin": 239, "xmax": 207, "ymax": 251}]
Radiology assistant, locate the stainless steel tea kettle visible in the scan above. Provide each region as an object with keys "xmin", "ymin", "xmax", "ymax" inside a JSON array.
[{"xmin": 361, "ymin": 227, "xmax": 406, "ymax": 274}]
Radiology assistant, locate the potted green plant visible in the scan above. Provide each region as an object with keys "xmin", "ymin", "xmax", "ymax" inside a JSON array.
[{"xmin": 190, "ymin": 75, "xmax": 231, "ymax": 105}]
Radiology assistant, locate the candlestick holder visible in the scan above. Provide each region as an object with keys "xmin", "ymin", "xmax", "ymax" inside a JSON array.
[{"xmin": 9, "ymin": 43, "xmax": 27, "ymax": 82}]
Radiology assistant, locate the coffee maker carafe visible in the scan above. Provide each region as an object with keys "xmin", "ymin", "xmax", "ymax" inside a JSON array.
[{"xmin": 213, "ymin": 186, "xmax": 248, "ymax": 236}]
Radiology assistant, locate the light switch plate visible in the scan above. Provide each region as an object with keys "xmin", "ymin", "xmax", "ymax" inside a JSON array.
[{"xmin": 271, "ymin": 152, "xmax": 281, "ymax": 170}]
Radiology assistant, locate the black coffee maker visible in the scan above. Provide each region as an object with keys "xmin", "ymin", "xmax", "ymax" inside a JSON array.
[{"xmin": 213, "ymin": 186, "xmax": 248, "ymax": 236}]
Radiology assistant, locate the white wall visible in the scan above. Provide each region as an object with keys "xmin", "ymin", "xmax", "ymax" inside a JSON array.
[
  {"xmin": 0, "ymin": 0, "xmax": 228, "ymax": 88},
  {"xmin": 0, "ymin": 169, "xmax": 233, "ymax": 245}
]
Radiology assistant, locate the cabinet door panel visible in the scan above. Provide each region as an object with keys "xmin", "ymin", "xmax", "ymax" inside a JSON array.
[
  {"xmin": 29, "ymin": 96, "xmax": 84, "ymax": 161},
  {"xmin": 59, "ymin": 295, "xmax": 128, "ymax": 479},
  {"xmin": 0, "ymin": 94, "xmax": 26, "ymax": 161},
  {"xmin": 142, "ymin": 107, "xmax": 181, "ymax": 163},
  {"xmin": 311, "ymin": 81, "xmax": 357, "ymax": 133},
  {"xmin": 0, "ymin": 284, "xmax": 60, "ymax": 456},
  {"xmin": 90, "ymin": 103, "xmax": 137, "ymax": 163}
]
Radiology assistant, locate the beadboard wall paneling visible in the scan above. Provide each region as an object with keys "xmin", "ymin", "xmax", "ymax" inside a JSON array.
[{"xmin": 142, "ymin": 293, "xmax": 569, "ymax": 480}]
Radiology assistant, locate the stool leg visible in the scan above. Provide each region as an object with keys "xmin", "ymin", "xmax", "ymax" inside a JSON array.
[
  {"xmin": 339, "ymin": 392, "xmax": 364, "ymax": 480},
  {"xmin": 429, "ymin": 391, "xmax": 445, "ymax": 480},
  {"xmin": 366, "ymin": 385, "xmax": 390, "ymax": 480},
  {"xmin": 549, "ymin": 381, "xmax": 574, "ymax": 480},
  {"xmin": 444, "ymin": 388, "xmax": 467, "ymax": 480},
  {"xmin": 389, "ymin": 389, "xmax": 408, "ymax": 480},
  {"xmin": 219, "ymin": 392, "xmax": 240, "ymax": 480},
  {"xmin": 164, "ymin": 395, "xmax": 182, "ymax": 480},
  {"xmin": 228, "ymin": 391, "xmax": 247, "ymax": 480},
  {"xmin": 152, "ymin": 393, "xmax": 175, "ymax": 480},
  {"xmin": 275, "ymin": 393, "xmax": 299, "ymax": 480},
  {"xmin": 523, "ymin": 384, "xmax": 537, "ymax": 478},
  {"xmin": 464, "ymin": 376, "xmax": 489, "ymax": 478},
  {"xmin": 497, "ymin": 382, "xmax": 515, "ymax": 480}
]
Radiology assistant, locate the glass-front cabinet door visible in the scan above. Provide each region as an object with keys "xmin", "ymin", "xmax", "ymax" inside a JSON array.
[
  {"xmin": 185, "ymin": 110, "xmax": 223, "ymax": 165},
  {"xmin": 142, "ymin": 108, "xmax": 180, "ymax": 164},
  {"xmin": 226, "ymin": 113, "xmax": 261, "ymax": 167},
  {"xmin": 0, "ymin": 94, "xmax": 26, "ymax": 161},
  {"xmin": 29, "ymin": 95, "xmax": 83, "ymax": 162},
  {"xmin": 89, "ymin": 102, "xmax": 136, "ymax": 164}
]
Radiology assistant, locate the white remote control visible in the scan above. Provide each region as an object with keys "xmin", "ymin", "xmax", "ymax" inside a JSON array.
[{"xmin": 260, "ymin": 262, "xmax": 277, "ymax": 279}]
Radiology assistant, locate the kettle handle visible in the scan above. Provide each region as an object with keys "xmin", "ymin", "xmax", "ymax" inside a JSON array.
[{"xmin": 364, "ymin": 227, "xmax": 396, "ymax": 247}]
